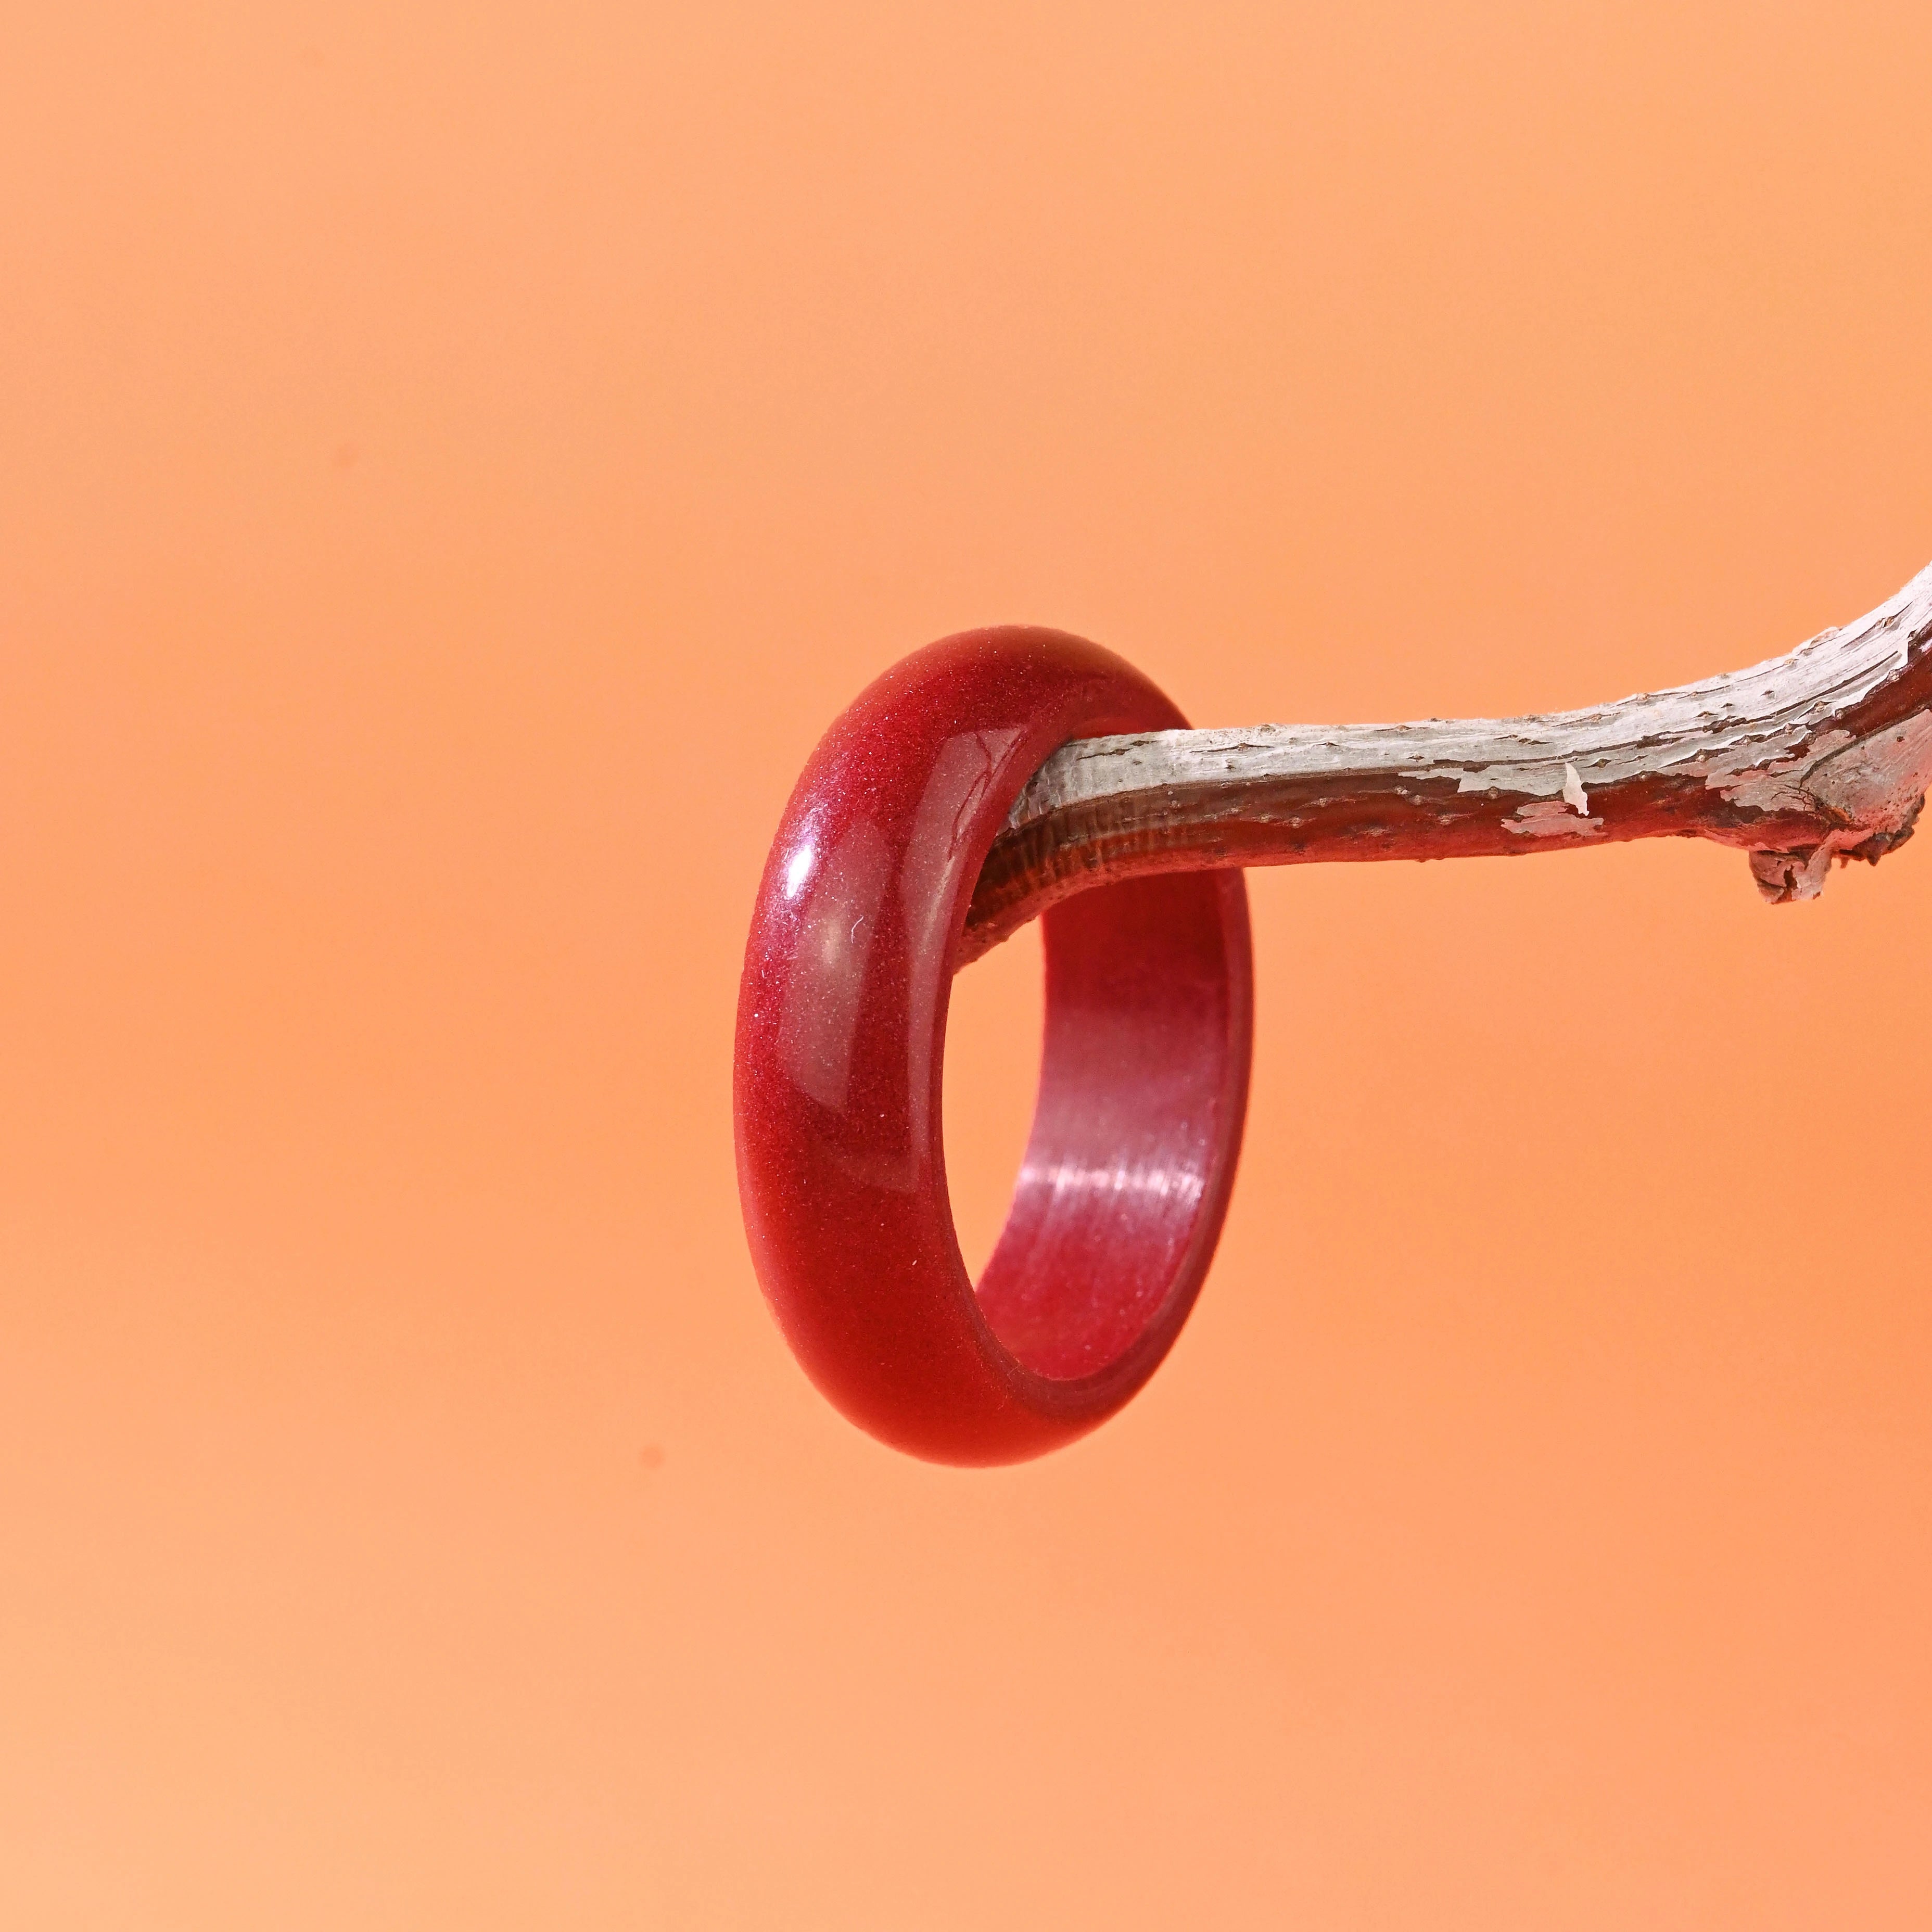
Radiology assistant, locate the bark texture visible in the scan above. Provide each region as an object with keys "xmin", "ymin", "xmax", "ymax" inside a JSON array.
[{"xmin": 960, "ymin": 561, "xmax": 1932, "ymax": 964}]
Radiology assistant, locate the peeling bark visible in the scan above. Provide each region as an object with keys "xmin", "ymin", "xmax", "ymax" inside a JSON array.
[{"xmin": 961, "ymin": 561, "xmax": 1932, "ymax": 964}]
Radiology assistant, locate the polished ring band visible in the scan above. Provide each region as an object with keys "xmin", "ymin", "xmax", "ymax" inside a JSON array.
[{"xmin": 734, "ymin": 628, "xmax": 1253, "ymax": 1464}]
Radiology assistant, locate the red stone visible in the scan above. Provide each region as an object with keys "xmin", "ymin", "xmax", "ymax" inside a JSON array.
[{"xmin": 734, "ymin": 628, "xmax": 1252, "ymax": 1464}]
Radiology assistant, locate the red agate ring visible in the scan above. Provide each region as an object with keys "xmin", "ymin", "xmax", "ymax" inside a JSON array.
[{"xmin": 734, "ymin": 629, "xmax": 1253, "ymax": 1465}]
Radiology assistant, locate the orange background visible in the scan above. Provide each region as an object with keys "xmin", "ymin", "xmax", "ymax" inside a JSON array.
[{"xmin": 4, "ymin": 3, "xmax": 1930, "ymax": 1925}]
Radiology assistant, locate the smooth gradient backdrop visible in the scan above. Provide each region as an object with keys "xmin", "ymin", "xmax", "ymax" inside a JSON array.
[{"xmin": 4, "ymin": 3, "xmax": 1930, "ymax": 1926}]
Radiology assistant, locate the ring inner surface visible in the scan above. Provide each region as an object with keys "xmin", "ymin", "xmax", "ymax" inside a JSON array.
[{"xmin": 970, "ymin": 869, "xmax": 1240, "ymax": 1382}]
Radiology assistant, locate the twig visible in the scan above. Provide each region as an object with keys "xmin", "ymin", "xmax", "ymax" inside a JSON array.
[{"xmin": 961, "ymin": 560, "xmax": 1932, "ymax": 964}]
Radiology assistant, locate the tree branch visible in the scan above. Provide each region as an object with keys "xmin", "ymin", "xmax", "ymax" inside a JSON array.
[{"xmin": 961, "ymin": 560, "xmax": 1932, "ymax": 964}]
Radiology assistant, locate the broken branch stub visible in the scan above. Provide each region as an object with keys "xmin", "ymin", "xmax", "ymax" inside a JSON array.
[{"xmin": 959, "ymin": 560, "xmax": 1932, "ymax": 965}]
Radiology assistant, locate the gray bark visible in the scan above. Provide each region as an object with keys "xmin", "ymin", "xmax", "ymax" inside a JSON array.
[{"xmin": 961, "ymin": 560, "xmax": 1932, "ymax": 963}]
